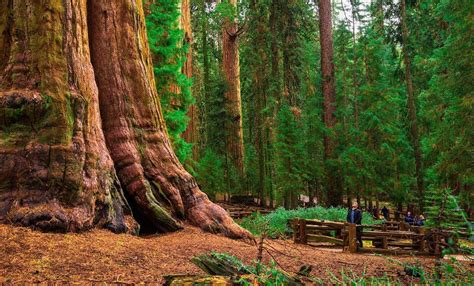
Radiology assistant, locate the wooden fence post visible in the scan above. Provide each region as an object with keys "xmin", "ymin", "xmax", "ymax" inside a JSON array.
[
  {"xmin": 418, "ymin": 228, "xmax": 426, "ymax": 252},
  {"xmin": 348, "ymin": 223, "xmax": 357, "ymax": 253},
  {"xmin": 299, "ymin": 219, "xmax": 307, "ymax": 244},
  {"xmin": 291, "ymin": 219, "xmax": 299, "ymax": 243},
  {"xmin": 400, "ymin": 222, "xmax": 407, "ymax": 231}
]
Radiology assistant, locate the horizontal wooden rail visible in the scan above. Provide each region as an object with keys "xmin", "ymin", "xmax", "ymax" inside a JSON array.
[{"xmin": 290, "ymin": 218, "xmax": 460, "ymax": 256}]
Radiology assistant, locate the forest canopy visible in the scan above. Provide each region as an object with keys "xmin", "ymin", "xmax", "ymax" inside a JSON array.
[{"xmin": 148, "ymin": 0, "xmax": 473, "ymax": 215}]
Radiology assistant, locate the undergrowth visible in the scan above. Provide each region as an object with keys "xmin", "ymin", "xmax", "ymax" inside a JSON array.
[{"xmin": 239, "ymin": 206, "xmax": 380, "ymax": 238}]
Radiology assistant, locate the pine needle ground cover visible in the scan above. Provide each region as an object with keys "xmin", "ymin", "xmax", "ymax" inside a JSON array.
[{"xmin": 3, "ymin": 224, "xmax": 466, "ymax": 284}]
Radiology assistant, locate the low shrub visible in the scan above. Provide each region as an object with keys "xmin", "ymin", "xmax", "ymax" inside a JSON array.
[{"xmin": 239, "ymin": 206, "xmax": 380, "ymax": 238}]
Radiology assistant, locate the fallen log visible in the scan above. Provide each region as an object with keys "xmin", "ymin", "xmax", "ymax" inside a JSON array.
[
  {"xmin": 191, "ymin": 253, "xmax": 250, "ymax": 276},
  {"xmin": 191, "ymin": 252, "xmax": 304, "ymax": 285},
  {"xmin": 163, "ymin": 275, "xmax": 236, "ymax": 285}
]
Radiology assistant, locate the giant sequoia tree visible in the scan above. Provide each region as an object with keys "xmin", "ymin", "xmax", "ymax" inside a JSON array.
[{"xmin": 0, "ymin": 0, "xmax": 248, "ymax": 238}]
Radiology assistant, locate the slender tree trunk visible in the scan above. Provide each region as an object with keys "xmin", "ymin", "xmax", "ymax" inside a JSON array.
[
  {"xmin": 401, "ymin": 0, "xmax": 424, "ymax": 211},
  {"xmin": 351, "ymin": 1, "xmax": 359, "ymax": 136},
  {"xmin": 180, "ymin": 0, "xmax": 198, "ymax": 160},
  {"xmin": 319, "ymin": 0, "xmax": 341, "ymax": 206},
  {"xmin": 201, "ymin": 0, "xmax": 211, "ymax": 150},
  {"xmin": 222, "ymin": 0, "xmax": 244, "ymax": 177},
  {"xmin": 250, "ymin": 0, "xmax": 268, "ymax": 207},
  {"xmin": 0, "ymin": 0, "xmax": 249, "ymax": 238},
  {"xmin": 267, "ymin": 0, "xmax": 281, "ymax": 209}
]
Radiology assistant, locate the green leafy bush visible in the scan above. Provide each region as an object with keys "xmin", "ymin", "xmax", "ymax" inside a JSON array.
[{"xmin": 239, "ymin": 206, "xmax": 379, "ymax": 238}]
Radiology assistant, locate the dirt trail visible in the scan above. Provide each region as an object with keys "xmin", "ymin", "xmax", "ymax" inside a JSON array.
[{"xmin": 0, "ymin": 224, "xmax": 462, "ymax": 284}]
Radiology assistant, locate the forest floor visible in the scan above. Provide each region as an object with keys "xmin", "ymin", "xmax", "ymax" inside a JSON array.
[{"xmin": 0, "ymin": 224, "xmax": 472, "ymax": 285}]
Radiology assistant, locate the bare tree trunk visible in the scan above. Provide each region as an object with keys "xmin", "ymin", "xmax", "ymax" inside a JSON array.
[
  {"xmin": 0, "ymin": 0, "xmax": 249, "ymax": 239},
  {"xmin": 180, "ymin": 0, "xmax": 199, "ymax": 160},
  {"xmin": 319, "ymin": 0, "xmax": 342, "ymax": 206},
  {"xmin": 401, "ymin": 0, "xmax": 424, "ymax": 211},
  {"xmin": 222, "ymin": 0, "xmax": 244, "ymax": 177},
  {"xmin": 250, "ymin": 0, "xmax": 268, "ymax": 207}
]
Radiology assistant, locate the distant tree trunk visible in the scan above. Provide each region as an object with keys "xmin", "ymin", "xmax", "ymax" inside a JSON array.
[
  {"xmin": 267, "ymin": 0, "xmax": 281, "ymax": 209},
  {"xmin": 201, "ymin": 0, "xmax": 211, "ymax": 148},
  {"xmin": 0, "ymin": 0, "xmax": 248, "ymax": 238},
  {"xmin": 180, "ymin": 0, "xmax": 199, "ymax": 160},
  {"xmin": 222, "ymin": 0, "xmax": 244, "ymax": 178},
  {"xmin": 351, "ymin": 0, "xmax": 359, "ymax": 134},
  {"xmin": 282, "ymin": 0, "xmax": 300, "ymax": 107},
  {"xmin": 401, "ymin": 0, "xmax": 424, "ymax": 211},
  {"xmin": 250, "ymin": 0, "xmax": 268, "ymax": 207},
  {"xmin": 319, "ymin": 0, "xmax": 342, "ymax": 206}
]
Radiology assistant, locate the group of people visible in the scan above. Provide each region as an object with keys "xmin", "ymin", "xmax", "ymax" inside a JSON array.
[
  {"xmin": 404, "ymin": 211, "xmax": 425, "ymax": 226},
  {"xmin": 346, "ymin": 202, "xmax": 426, "ymax": 249},
  {"xmin": 365, "ymin": 206, "xmax": 391, "ymax": 220}
]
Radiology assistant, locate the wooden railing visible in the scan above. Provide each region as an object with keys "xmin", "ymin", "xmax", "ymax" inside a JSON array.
[
  {"xmin": 289, "ymin": 219, "xmax": 455, "ymax": 255},
  {"xmin": 291, "ymin": 219, "xmax": 346, "ymax": 246},
  {"xmin": 217, "ymin": 203, "xmax": 272, "ymax": 219}
]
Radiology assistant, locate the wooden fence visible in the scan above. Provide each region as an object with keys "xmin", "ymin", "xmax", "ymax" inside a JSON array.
[
  {"xmin": 218, "ymin": 203, "xmax": 272, "ymax": 219},
  {"xmin": 290, "ymin": 219, "xmax": 458, "ymax": 256}
]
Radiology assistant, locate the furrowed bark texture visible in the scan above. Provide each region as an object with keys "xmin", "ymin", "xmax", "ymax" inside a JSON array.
[
  {"xmin": 87, "ymin": 0, "xmax": 249, "ymax": 237},
  {"xmin": 180, "ymin": 0, "xmax": 199, "ymax": 160},
  {"xmin": 319, "ymin": 0, "xmax": 342, "ymax": 206},
  {"xmin": 0, "ymin": 0, "xmax": 248, "ymax": 238},
  {"xmin": 222, "ymin": 0, "xmax": 244, "ymax": 177},
  {"xmin": 0, "ymin": 0, "xmax": 137, "ymax": 233}
]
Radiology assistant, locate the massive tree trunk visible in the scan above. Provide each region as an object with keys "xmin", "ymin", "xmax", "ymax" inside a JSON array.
[
  {"xmin": 180, "ymin": 0, "xmax": 199, "ymax": 160},
  {"xmin": 400, "ymin": 0, "xmax": 424, "ymax": 211},
  {"xmin": 0, "ymin": 0, "xmax": 249, "ymax": 239},
  {"xmin": 319, "ymin": 0, "xmax": 342, "ymax": 206},
  {"xmin": 222, "ymin": 0, "xmax": 244, "ymax": 177},
  {"xmin": 0, "ymin": 0, "xmax": 136, "ymax": 233}
]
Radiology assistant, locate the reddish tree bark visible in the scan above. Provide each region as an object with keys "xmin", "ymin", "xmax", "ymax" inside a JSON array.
[
  {"xmin": 180, "ymin": 0, "xmax": 199, "ymax": 161},
  {"xmin": 319, "ymin": 0, "xmax": 342, "ymax": 206},
  {"xmin": 222, "ymin": 0, "xmax": 244, "ymax": 177},
  {"xmin": 0, "ymin": 0, "xmax": 137, "ymax": 233},
  {"xmin": 0, "ymin": 0, "xmax": 249, "ymax": 239}
]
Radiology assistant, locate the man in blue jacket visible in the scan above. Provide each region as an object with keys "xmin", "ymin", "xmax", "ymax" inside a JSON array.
[
  {"xmin": 347, "ymin": 201, "xmax": 363, "ymax": 248},
  {"xmin": 405, "ymin": 211, "xmax": 415, "ymax": 225}
]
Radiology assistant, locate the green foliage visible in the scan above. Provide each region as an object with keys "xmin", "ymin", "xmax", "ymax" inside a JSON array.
[
  {"xmin": 240, "ymin": 206, "xmax": 379, "ymax": 238},
  {"xmin": 208, "ymin": 252, "xmax": 290, "ymax": 286},
  {"xmin": 146, "ymin": 0, "xmax": 194, "ymax": 163},
  {"xmin": 424, "ymin": 187, "xmax": 467, "ymax": 230},
  {"xmin": 189, "ymin": 0, "xmax": 473, "ymax": 215},
  {"xmin": 273, "ymin": 103, "xmax": 305, "ymax": 208},
  {"xmin": 194, "ymin": 149, "xmax": 226, "ymax": 200},
  {"xmin": 420, "ymin": 0, "xmax": 473, "ymax": 211}
]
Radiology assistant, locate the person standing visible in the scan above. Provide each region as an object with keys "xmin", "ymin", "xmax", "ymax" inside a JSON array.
[
  {"xmin": 381, "ymin": 206, "xmax": 389, "ymax": 220},
  {"xmin": 405, "ymin": 211, "xmax": 415, "ymax": 225},
  {"xmin": 347, "ymin": 202, "xmax": 363, "ymax": 248}
]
